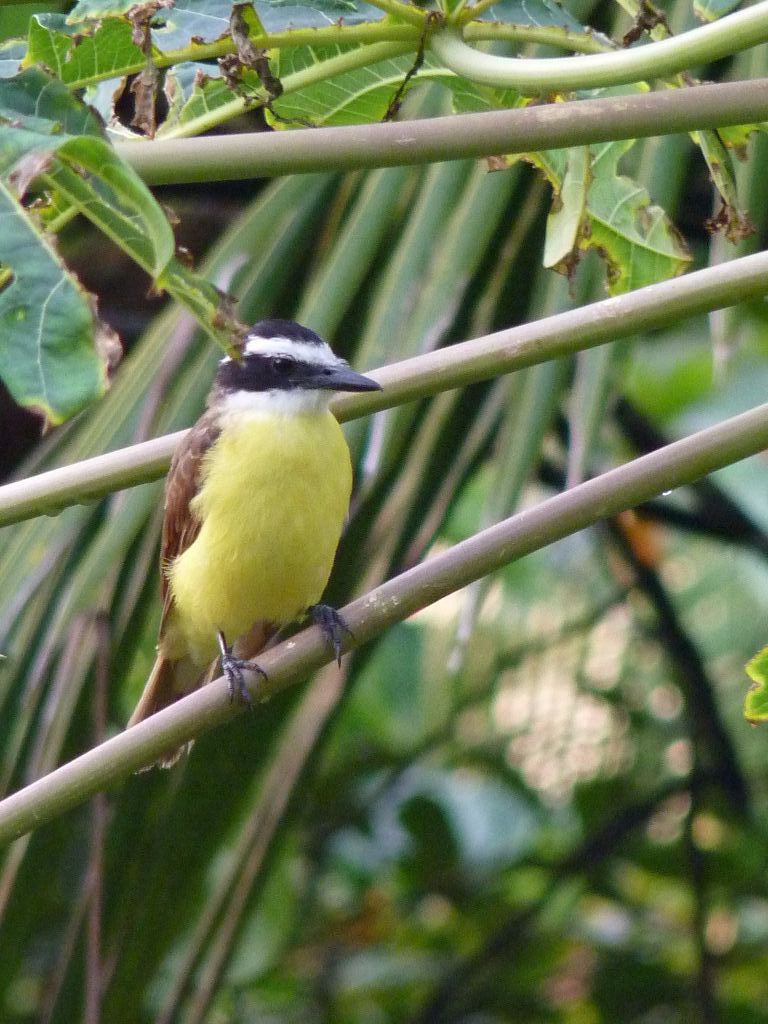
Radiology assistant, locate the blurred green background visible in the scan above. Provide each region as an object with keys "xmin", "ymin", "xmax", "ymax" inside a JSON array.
[{"xmin": 3, "ymin": 0, "xmax": 768, "ymax": 1021}]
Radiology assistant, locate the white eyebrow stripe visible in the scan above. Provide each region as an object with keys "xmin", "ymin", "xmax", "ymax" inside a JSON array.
[{"xmin": 243, "ymin": 335, "xmax": 342, "ymax": 367}]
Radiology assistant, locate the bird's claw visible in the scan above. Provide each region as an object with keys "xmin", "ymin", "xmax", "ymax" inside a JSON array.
[
  {"xmin": 217, "ymin": 631, "xmax": 267, "ymax": 706},
  {"xmin": 308, "ymin": 604, "xmax": 353, "ymax": 666}
]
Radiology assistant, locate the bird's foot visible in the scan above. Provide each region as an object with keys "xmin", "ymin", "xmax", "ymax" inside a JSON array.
[
  {"xmin": 217, "ymin": 631, "xmax": 267, "ymax": 706},
  {"xmin": 308, "ymin": 604, "xmax": 353, "ymax": 666}
]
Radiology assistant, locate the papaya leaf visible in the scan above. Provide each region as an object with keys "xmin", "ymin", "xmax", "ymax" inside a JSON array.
[
  {"xmin": 271, "ymin": 49, "xmax": 487, "ymax": 127},
  {"xmin": 471, "ymin": 0, "xmax": 587, "ymax": 29},
  {"xmin": 585, "ymin": 138, "xmax": 691, "ymax": 293},
  {"xmin": 745, "ymin": 646, "xmax": 768, "ymax": 724},
  {"xmin": 0, "ymin": 179, "xmax": 107, "ymax": 425},
  {"xmin": 0, "ymin": 67, "xmax": 104, "ymax": 155},
  {"xmin": 44, "ymin": 137, "xmax": 176, "ymax": 277},
  {"xmin": 0, "ymin": 40, "xmax": 25, "ymax": 80},
  {"xmin": 0, "ymin": 70, "xmax": 174, "ymax": 276},
  {"xmin": 693, "ymin": 0, "xmax": 742, "ymax": 22},
  {"xmin": 544, "ymin": 145, "xmax": 589, "ymax": 269},
  {"xmin": 67, "ymin": 0, "xmax": 385, "ymax": 50},
  {"xmin": 158, "ymin": 62, "xmax": 265, "ymax": 137},
  {"xmin": 511, "ymin": 138, "xmax": 689, "ymax": 292},
  {"xmin": 26, "ymin": 13, "xmax": 145, "ymax": 90},
  {"xmin": 0, "ymin": 66, "xmax": 241, "ymax": 411}
]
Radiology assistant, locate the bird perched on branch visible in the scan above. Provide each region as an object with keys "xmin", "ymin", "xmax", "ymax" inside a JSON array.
[{"xmin": 128, "ymin": 319, "xmax": 381, "ymax": 764}]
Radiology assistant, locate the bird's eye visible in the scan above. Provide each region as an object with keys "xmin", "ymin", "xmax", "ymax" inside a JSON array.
[{"xmin": 271, "ymin": 356, "xmax": 294, "ymax": 374}]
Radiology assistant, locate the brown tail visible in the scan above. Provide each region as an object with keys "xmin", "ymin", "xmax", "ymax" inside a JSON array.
[
  {"xmin": 128, "ymin": 621, "xmax": 277, "ymax": 769},
  {"xmin": 127, "ymin": 654, "xmax": 211, "ymax": 769}
]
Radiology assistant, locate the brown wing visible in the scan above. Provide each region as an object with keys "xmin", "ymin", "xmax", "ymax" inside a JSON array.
[{"xmin": 157, "ymin": 408, "xmax": 221, "ymax": 639}]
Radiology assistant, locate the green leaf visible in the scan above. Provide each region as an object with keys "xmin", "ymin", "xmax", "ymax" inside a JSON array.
[
  {"xmin": 0, "ymin": 179, "xmax": 107, "ymax": 425},
  {"xmin": 516, "ymin": 138, "xmax": 689, "ymax": 292},
  {"xmin": 158, "ymin": 61, "xmax": 263, "ymax": 138},
  {"xmin": 272, "ymin": 49, "xmax": 485, "ymax": 127},
  {"xmin": 0, "ymin": 70, "xmax": 174, "ymax": 277},
  {"xmin": 586, "ymin": 139, "xmax": 691, "ymax": 293},
  {"xmin": 745, "ymin": 646, "xmax": 768, "ymax": 723},
  {"xmin": 45, "ymin": 136, "xmax": 176, "ymax": 277},
  {"xmin": 67, "ymin": 0, "xmax": 385, "ymax": 51},
  {"xmin": 26, "ymin": 13, "xmax": 144, "ymax": 90},
  {"xmin": 472, "ymin": 0, "xmax": 586, "ymax": 30},
  {"xmin": 543, "ymin": 145, "xmax": 589, "ymax": 269},
  {"xmin": 693, "ymin": 0, "xmax": 742, "ymax": 22},
  {"xmin": 0, "ymin": 66, "xmax": 240, "ymax": 410},
  {"xmin": 0, "ymin": 39, "xmax": 25, "ymax": 80},
  {"xmin": 0, "ymin": 67, "xmax": 104, "ymax": 161}
]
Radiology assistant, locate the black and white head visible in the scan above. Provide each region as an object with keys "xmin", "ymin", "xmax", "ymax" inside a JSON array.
[{"xmin": 214, "ymin": 319, "xmax": 381, "ymax": 417}]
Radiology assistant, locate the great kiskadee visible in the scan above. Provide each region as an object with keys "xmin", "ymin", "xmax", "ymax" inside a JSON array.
[{"xmin": 128, "ymin": 319, "xmax": 381, "ymax": 757}]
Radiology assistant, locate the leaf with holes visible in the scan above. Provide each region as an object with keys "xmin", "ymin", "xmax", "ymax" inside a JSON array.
[{"xmin": 158, "ymin": 62, "xmax": 266, "ymax": 137}]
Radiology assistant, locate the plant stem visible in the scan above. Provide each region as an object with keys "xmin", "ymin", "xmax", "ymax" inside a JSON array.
[
  {"xmin": 464, "ymin": 22, "xmax": 615, "ymax": 53},
  {"xmin": 63, "ymin": 24, "xmax": 423, "ymax": 91},
  {"xmin": 117, "ymin": 78, "xmax": 768, "ymax": 183},
  {"xmin": 1, "ymin": 399, "xmax": 768, "ymax": 840},
  {"xmin": 3, "ymin": 246, "xmax": 768, "ymax": 527},
  {"xmin": 65, "ymin": 20, "xmax": 608, "ymax": 92},
  {"xmin": 357, "ymin": 0, "xmax": 428, "ymax": 26},
  {"xmin": 432, "ymin": 2, "xmax": 768, "ymax": 93}
]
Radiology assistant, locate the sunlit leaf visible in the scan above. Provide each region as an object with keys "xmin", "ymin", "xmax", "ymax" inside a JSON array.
[
  {"xmin": 745, "ymin": 646, "xmax": 768, "ymax": 723},
  {"xmin": 26, "ymin": 12, "xmax": 144, "ymax": 89},
  {"xmin": 67, "ymin": 0, "xmax": 385, "ymax": 51}
]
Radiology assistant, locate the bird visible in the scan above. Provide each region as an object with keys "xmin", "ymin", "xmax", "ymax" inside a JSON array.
[{"xmin": 128, "ymin": 319, "xmax": 381, "ymax": 762}]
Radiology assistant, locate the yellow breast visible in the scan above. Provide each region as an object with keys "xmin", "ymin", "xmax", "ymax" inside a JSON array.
[{"xmin": 167, "ymin": 409, "xmax": 353, "ymax": 665}]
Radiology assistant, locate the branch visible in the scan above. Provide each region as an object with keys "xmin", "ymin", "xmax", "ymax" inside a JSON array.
[
  {"xmin": 4, "ymin": 247, "xmax": 768, "ymax": 527},
  {"xmin": 432, "ymin": 2, "xmax": 768, "ymax": 93},
  {"xmin": 117, "ymin": 79, "xmax": 768, "ymax": 184},
  {"xmin": 1, "ymin": 400, "xmax": 768, "ymax": 842}
]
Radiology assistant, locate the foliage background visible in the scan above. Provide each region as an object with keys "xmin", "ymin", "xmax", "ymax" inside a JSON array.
[{"xmin": 1, "ymin": 0, "xmax": 768, "ymax": 1021}]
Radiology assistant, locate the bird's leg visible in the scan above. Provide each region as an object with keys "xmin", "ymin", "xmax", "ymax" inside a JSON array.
[
  {"xmin": 217, "ymin": 631, "xmax": 267, "ymax": 706},
  {"xmin": 307, "ymin": 604, "xmax": 353, "ymax": 667}
]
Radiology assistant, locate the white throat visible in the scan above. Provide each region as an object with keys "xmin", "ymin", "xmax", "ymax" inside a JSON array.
[{"xmin": 219, "ymin": 388, "xmax": 332, "ymax": 420}]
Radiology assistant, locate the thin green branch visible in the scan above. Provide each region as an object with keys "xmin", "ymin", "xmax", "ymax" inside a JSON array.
[
  {"xmin": 116, "ymin": 78, "xmax": 768, "ymax": 184},
  {"xmin": 457, "ymin": 0, "xmax": 505, "ymax": 23},
  {"xmin": 358, "ymin": 0, "xmax": 427, "ymax": 26},
  {"xmin": 1, "ymin": 400, "xmax": 768, "ymax": 841},
  {"xmin": 62, "ymin": 24, "xmax": 422, "ymax": 91},
  {"xmin": 65, "ymin": 19, "xmax": 607, "ymax": 93},
  {"xmin": 4, "ymin": 246, "xmax": 768, "ymax": 527},
  {"xmin": 432, "ymin": 0, "xmax": 768, "ymax": 93},
  {"xmin": 464, "ymin": 22, "xmax": 615, "ymax": 54}
]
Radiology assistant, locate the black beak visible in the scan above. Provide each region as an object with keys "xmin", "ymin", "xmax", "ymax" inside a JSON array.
[{"xmin": 307, "ymin": 364, "xmax": 382, "ymax": 393}]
